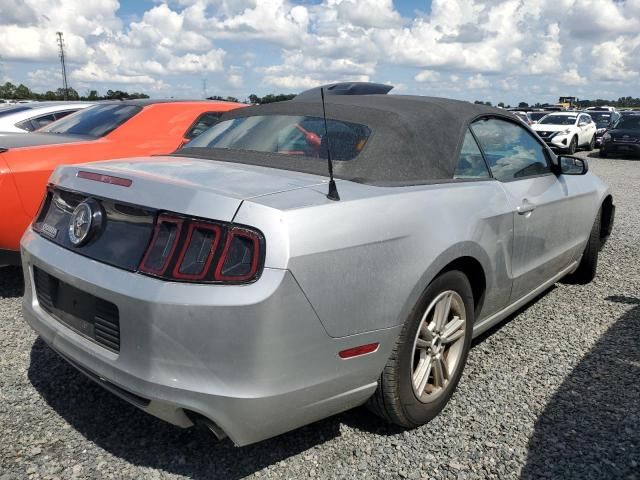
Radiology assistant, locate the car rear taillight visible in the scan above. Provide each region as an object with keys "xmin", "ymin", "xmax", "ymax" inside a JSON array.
[{"xmin": 139, "ymin": 214, "xmax": 264, "ymax": 284}]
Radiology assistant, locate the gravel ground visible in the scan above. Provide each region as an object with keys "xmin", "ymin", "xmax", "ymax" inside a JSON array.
[{"xmin": 1, "ymin": 151, "xmax": 639, "ymax": 480}]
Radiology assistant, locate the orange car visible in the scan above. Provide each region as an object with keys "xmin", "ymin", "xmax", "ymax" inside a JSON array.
[{"xmin": 0, "ymin": 100, "xmax": 243, "ymax": 265}]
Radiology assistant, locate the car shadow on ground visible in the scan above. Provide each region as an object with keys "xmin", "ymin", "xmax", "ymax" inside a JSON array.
[
  {"xmin": 0, "ymin": 266, "xmax": 24, "ymax": 298},
  {"xmin": 28, "ymin": 335, "xmax": 395, "ymax": 479},
  {"xmin": 585, "ymin": 150, "xmax": 640, "ymax": 161},
  {"xmin": 521, "ymin": 295, "xmax": 640, "ymax": 479}
]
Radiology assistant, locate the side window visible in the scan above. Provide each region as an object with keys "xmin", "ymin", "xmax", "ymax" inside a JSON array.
[
  {"xmin": 14, "ymin": 119, "xmax": 35, "ymax": 131},
  {"xmin": 470, "ymin": 118, "xmax": 551, "ymax": 182},
  {"xmin": 53, "ymin": 110, "xmax": 77, "ymax": 121},
  {"xmin": 184, "ymin": 112, "xmax": 222, "ymax": 140},
  {"xmin": 31, "ymin": 113, "xmax": 57, "ymax": 129},
  {"xmin": 454, "ymin": 129, "xmax": 490, "ymax": 179}
]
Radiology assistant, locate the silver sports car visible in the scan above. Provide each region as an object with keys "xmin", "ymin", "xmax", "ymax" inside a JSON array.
[{"xmin": 21, "ymin": 91, "xmax": 615, "ymax": 446}]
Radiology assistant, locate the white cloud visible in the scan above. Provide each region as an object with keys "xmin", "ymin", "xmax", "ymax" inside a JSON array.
[
  {"xmin": 414, "ymin": 70, "xmax": 441, "ymax": 83},
  {"xmin": 592, "ymin": 36, "xmax": 640, "ymax": 81},
  {"xmin": 264, "ymin": 73, "xmax": 369, "ymax": 90},
  {"xmin": 467, "ymin": 73, "xmax": 489, "ymax": 89},
  {"xmin": 1, "ymin": 0, "xmax": 640, "ymax": 103},
  {"xmin": 560, "ymin": 65, "xmax": 588, "ymax": 86},
  {"xmin": 332, "ymin": 0, "xmax": 402, "ymax": 29},
  {"xmin": 227, "ymin": 67, "xmax": 244, "ymax": 88}
]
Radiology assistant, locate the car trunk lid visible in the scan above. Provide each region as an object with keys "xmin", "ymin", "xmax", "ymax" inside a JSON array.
[
  {"xmin": 35, "ymin": 156, "xmax": 327, "ymax": 271},
  {"xmin": 51, "ymin": 156, "xmax": 328, "ymax": 221}
]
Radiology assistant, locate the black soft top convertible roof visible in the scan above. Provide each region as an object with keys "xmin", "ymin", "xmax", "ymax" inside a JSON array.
[{"xmin": 176, "ymin": 95, "xmax": 515, "ymax": 186}]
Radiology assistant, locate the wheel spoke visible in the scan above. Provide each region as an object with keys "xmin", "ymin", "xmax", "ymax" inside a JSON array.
[
  {"xmin": 433, "ymin": 357, "xmax": 445, "ymax": 388},
  {"xmin": 420, "ymin": 322, "xmax": 434, "ymax": 341},
  {"xmin": 413, "ymin": 355, "xmax": 432, "ymax": 394},
  {"xmin": 441, "ymin": 316, "xmax": 465, "ymax": 344},
  {"xmin": 415, "ymin": 338, "xmax": 430, "ymax": 350},
  {"xmin": 433, "ymin": 293, "xmax": 452, "ymax": 332}
]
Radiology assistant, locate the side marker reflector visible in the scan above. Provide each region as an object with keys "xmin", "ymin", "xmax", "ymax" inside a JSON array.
[{"xmin": 338, "ymin": 343, "xmax": 379, "ymax": 359}]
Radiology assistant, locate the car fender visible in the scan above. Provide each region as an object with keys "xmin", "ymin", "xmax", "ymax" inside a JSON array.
[{"xmin": 394, "ymin": 241, "xmax": 495, "ymax": 333}]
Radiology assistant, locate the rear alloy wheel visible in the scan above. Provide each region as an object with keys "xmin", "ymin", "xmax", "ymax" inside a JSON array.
[
  {"xmin": 586, "ymin": 135, "xmax": 595, "ymax": 151},
  {"xmin": 411, "ymin": 291, "xmax": 467, "ymax": 403},
  {"xmin": 367, "ymin": 270, "xmax": 474, "ymax": 427},
  {"xmin": 568, "ymin": 136, "xmax": 577, "ymax": 154}
]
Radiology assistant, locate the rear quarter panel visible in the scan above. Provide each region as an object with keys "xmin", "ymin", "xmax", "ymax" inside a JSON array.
[{"xmin": 236, "ymin": 180, "xmax": 514, "ymax": 338}]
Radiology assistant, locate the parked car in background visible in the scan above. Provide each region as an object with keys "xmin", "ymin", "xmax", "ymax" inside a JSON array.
[
  {"xmin": 527, "ymin": 111, "xmax": 549, "ymax": 124},
  {"xmin": 512, "ymin": 111, "xmax": 532, "ymax": 125},
  {"xmin": 0, "ymin": 99, "xmax": 244, "ymax": 265},
  {"xmin": 600, "ymin": 113, "xmax": 640, "ymax": 158},
  {"xmin": 0, "ymin": 102, "xmax": 93, "ymax": 133},
  {"xmin": 586, "ymin": 110, "xmax": 621, "ymax": 147},
  {"xmin": 20, "ymin": 93, "xmax": 614, "ymax": 446},
  {"xmin": 532, "ymin": 112, "xmax": 597, "ymax": 153},
  {"xmin": 586, "ymin": 106, "xmax": 616, "ymax": 112}
]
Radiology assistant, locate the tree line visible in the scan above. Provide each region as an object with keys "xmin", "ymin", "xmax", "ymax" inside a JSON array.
[
  {"xmin": 0, "ymin": 82, "xmax": 149, "ymax": 101},
  {"xmin": 4, "ymin": 80, "xmax": 638, "ymax": 108}
]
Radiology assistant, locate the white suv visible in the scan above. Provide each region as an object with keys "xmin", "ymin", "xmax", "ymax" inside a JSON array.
[{"xmin": 531, "ymin": 112, "xmax": 597, "ymax": 154}]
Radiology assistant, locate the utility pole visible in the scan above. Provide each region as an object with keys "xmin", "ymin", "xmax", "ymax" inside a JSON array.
[{"xmin": 56, "ymin": 31, "xmax": 69, "ymax": 100}]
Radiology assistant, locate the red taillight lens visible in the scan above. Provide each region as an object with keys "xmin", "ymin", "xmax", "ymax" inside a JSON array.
[
  {"xmin": 139, "ymin": 215, "xmax": 183, "ymax": 275},
  {"xmin": 138, "ymin": 214, "xmax": 264, "ymax": 284},
  {"xmin": 214, "ymin": 228, "xmax": 261, "ymax": 282},
  {"xmin": 172, "ymin": 222, "xmax": 222, "ymax": 280}
]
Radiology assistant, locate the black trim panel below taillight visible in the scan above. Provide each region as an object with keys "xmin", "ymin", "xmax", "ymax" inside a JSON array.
[{"xmin": 34, "ymin": 267, "xmax": 121, "ymax": 353}]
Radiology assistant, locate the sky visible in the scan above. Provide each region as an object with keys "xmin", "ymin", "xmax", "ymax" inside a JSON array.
[{"xmin": 0, "ymin": 0, "xmax": 639, "ymax": 105}]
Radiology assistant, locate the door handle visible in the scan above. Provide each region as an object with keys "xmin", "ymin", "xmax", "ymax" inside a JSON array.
[{"xmin": 517, "ymin": 200, "xmax": 536, "ymax": 215}]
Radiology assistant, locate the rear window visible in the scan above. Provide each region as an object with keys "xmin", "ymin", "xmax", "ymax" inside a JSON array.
[
  {"xmin": 39, "ymin": 104, "xmax": 142, "ymax": 137},
  {"xmin": 185, "ymin": 115, "xmax": 371, "ymax": 161}
]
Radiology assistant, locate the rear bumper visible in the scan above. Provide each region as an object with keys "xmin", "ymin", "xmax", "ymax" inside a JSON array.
[{"xmin": 21, "ymin": 229, "xmax": 398, "ymax": 446}]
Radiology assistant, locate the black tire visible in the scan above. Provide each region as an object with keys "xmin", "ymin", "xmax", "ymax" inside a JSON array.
[
  {"xmin": 585, "ymin": 135, "xmax": 595, "ymax": 151},
  {"xmin": 367, "ymin": 270, "xmax": 474, "ymax": 427},
  {"xmin": 568, "ymin": 209, "xmax": 601, "ymax": 284},
  {"xmin": 567, "ymin": 136, "xmax": 577, "ymax": 154},
  {"xmin": 599, "ymin": 149, "xmax": 608, "ymax": 157}
]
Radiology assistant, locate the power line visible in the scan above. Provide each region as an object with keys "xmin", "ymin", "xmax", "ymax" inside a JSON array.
[{"xmin": 56, "ymin": 31, "xmax": 69, "ymax": 100}]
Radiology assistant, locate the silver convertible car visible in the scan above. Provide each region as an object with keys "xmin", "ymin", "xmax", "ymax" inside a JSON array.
[{"xmin": 21, "ymin": 91, "xmax": 614, "ymax": 446}]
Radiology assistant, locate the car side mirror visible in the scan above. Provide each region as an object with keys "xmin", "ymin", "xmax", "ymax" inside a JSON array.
[{"xmin": 558, "ymin": 155, "xmax": 588, "ymax": 175}]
